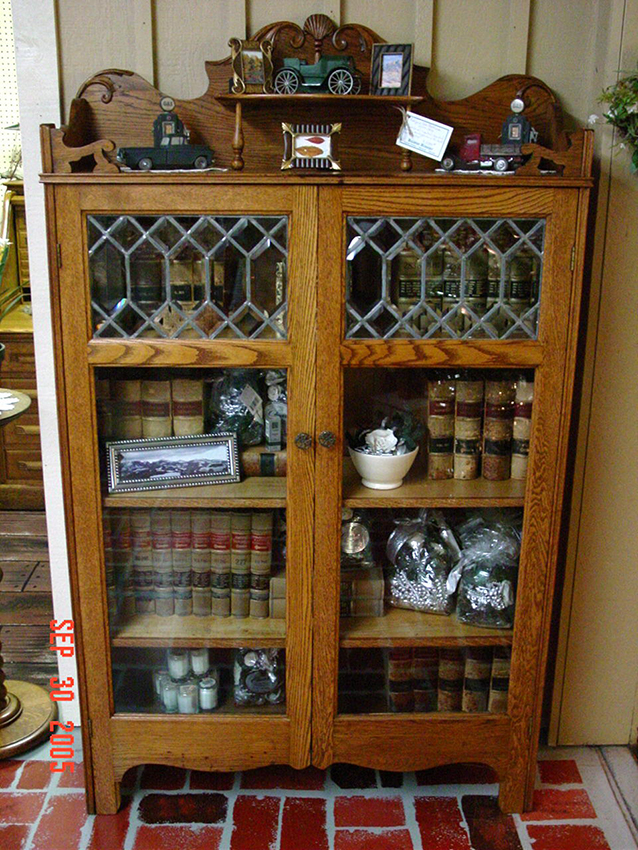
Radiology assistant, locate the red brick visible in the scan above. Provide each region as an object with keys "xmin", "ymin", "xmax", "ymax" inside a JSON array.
[
  {"xmin": 133, "ymin": 825, "xmax": 223, "ymax": 850},
  {"xmin": 58, "ymin": 762, "xmax": 85, "ymax": 790},
  {"xmin": 414, "ymin": 796, "xmax": 472, "ymax": 850},
  {"xmin": 138, "ymin": 792, "xmax": 227, "ymax": 824},
  {"xmin": 335, "ymin": 796, "xmax": 405, "ymax": 828},
  {"xmin": 416, "ymin": 764, "xmax": 498, "ymax": 785},
  {"xmin": 189, "ymin": 770, "xmax": 235, "ymax": 790},
  {"xmin": 88, "ymin": 808, "xmax": 131, "ymax": 850},
  {"xmin": 31, "ymin": 794, "xmax": 88, "ymax": 850},
  {"xmin": 139, "ymin": 764, "xmax": 187, "ymax": 790},
  {"xmin": 537, "ymin": 759, "xmax": 582, "ymax": 785},
  {"xmin": 0, "ymin": 825, "xmax": 31, "ymax": 850},
  {"xmin": 521, "ymin": 788, "xmax": 596, "ymax": 821},
  {"xmin": 334, "ymin": 828, "xmax": 414, "ymax": 850},
  {"xmin": 230, "ymin": 795, "xmax": 280, "ymax": 850},
  {"xmin": 461, "ymin": 795, "xmax": 523, "ymax": 850},
  {"xmin": 240, "ymin": 765, "xmax": 325, "ymax": 790},
  {"xmin": 0, "ymin": 761, "xmax": 23, "ymax": 789},
  {"xmin": 526, "ymin": 824, "xmax": 611, "ymax": 850},
  {"xmin": 17, "ymin": 761, "xmax": 53, "ymax": 790},
  {"xmin": 280, "ymin": 797, "xmax": 328, "ymax": 850},
  {"xmin": 0, "ymin": 792, "xmax": 46, "ymax": 824}
]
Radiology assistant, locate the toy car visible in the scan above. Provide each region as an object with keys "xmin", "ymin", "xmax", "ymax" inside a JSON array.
[
  {"xmin": 273, "ymin": 56, "xmax": 362, "ymax": 95},
  {"xmin": 116, "ymin": 97, "xmax": 214, "ymax": 171}
]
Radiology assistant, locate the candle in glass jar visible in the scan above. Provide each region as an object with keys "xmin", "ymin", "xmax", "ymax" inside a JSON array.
[
  {"xmin": 162, "ymin": 680, "xmax": 179, "ymax": 713},
  {"xmin": 178, "ymin": 683, "xmax": 199, "ymax": 714},
  {"xmin": 198, "ymin": 674, "xmax": 219, "ymax": 711},
  {"xmin": 167, "ymin": 649, "xmax": 190, "ymax": 680},
  {"xmin": 190, "ymin": 648, "xmax": 209, "ymax": 676},
  {"xmin": 153, "ymin": 668, "xmax": 170, "ymax": 697}
]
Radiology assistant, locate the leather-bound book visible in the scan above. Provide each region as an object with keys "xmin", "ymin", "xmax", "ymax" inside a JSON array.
[
  {"xmin": 172, "ymin": 378, "xmax": 204, "ymax": 436},
  {"xmin": 141, "ymin": 379, "xmax": 172, "ymax": 438}
]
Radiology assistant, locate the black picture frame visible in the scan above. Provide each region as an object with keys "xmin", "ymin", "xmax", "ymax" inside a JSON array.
[
  {"xmin": 106, "ymin": 433, "xmax": 240, "ymax": 493},
  {"xmin": 370, "ymin": 44, "xmax": 414, "ymax": 96}
]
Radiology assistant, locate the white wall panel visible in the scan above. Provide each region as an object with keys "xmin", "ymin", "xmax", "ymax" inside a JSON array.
[
  {"xmin": 342, "ymin": 0, "xmax": 415, "ymax": 43},
  {"xmin": 247, "ymin": 0, "xmax": 322, "ymax": 34}
]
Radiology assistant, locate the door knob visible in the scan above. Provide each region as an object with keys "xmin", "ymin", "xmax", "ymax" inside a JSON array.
[
  {"xmin": 294, "ymin": 432, "xmax": 313, "ymax": 450},
  {"xmin": 318, "ymin": 431, "xmax": 336, "ymax": 448}
]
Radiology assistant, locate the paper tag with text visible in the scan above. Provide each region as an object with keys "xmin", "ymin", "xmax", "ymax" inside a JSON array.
[{"xmin": 396, "ymin": 112, "xmax": 454, "ymax": 161}]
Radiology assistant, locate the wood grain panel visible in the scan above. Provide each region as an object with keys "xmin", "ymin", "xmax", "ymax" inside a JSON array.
[
  {"xmin": 341, "ymin": 609, "xmax": 513, "ymax": 647},
  {"xmin": 341, "ymin": 340, "xmax": 543, "ymax": 368},
  {"xmin": 333, "ymin": 714, "xmax": 511, "ymax": 775},
  {"xmin": 341, "ymin": 186, "xmax": 557, "ymax": 216},
  {"xmin": 111, "ymin": 613, "xmax": 285, "ymax": 648},
  {"xmin": 87, "ymin": 339, "xmax": 291, "ymax": 368},
  {"xmin": 103, "ymin": 479, "xmax": 286, "ymax": 508}
]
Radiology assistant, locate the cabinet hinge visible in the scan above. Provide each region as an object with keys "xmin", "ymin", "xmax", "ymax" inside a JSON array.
[
  {"xmin": 56, "ymin": 243, "xmax": 62, "ymax": 269},
  {"xmin": 570, "ymin": 245, "xmax": 575, "ymax": 271}
]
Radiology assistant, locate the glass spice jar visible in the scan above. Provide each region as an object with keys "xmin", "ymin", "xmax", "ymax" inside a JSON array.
[
  {"xmin": 198, "ymin": 674, "xmax": 219, "ymax": 712},
  {"xmin": 190, "ymin": 648, "xmax": 209, "ymax": 677},
  {"xmin": 167, "ymin": 649, "xmax": 190, "ymax": 681},
  {"xmin": 177, "ymin": 683, "xmax": 199, "ymax": 714},
  {"xmin": 161, "ymin": 680, "xmax": 179, "ymax": 713}
]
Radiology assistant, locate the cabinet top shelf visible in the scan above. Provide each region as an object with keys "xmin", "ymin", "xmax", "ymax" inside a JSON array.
[
  {"xmin": 103, "ymin": 478, "xmax": 286, "ymax": 509},
  {"xmin": 216, "ymin": 94, "xmax": 424, "ymax": 105},
  {"xmin": 111, "ymin": 613, "xmax": 286, "ymax": 648}
]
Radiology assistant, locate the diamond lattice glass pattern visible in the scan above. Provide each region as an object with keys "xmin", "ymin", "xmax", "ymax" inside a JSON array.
[
  {"xmin": 345, "ymin": 217, "xmax": 545, "ymax": 340},
  {"xmin": 88, "ymin": 215, "xmax": 288, "ymax": 339}
]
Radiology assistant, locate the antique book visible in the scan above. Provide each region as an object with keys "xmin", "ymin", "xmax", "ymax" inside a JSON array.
[
  {"xmin": 512, "ymin": 374, "xmax": 534, "ymax": 480},
  {"xmin": 131, "ymin": 509, "xmax": 154, "ymax": 614},
  {"xmin": 171, "ymin": 510, "xmax": 192, "ymax": 617},
  {"xmin": 488, "ymin": 647, "xmax": 511, "ymax": 714},
  {"xmin": 190, "ymin": 509, "xmax": 211, "ymax": 617},
  {"xmin": 240, "ymin": 446, "xmax": 288, "ymax": 477},
  {"xmin": 210, "ymin": 511, "xmax": 231, "ymax": 618},
  {"xmin": 454, "ymin": 375, "xmax": 484, "ymax": 480},
  {"xmin": 141, "ymin": 379, "xmax": 172, "ymax": 438},
  {"xmin": 482, "ymin": 377, "xmax": 515, "ymax": 480},
  {"xmin": 110, "ymin": 508, "xmax": 134, "ymax": 617},
  {"xmin": 427, "ymin": 374, "xmax": 455, "ymax": 479},
  {"xmin": 437, "ymin": 648, "xmax": 464, "ymax": 711},
  {"xmin": 462, "ymin": 647, "xmax": 492, "ymax": 713},
  {"xmin": 151, "ymin": 511, "xmax": 173, "ymax": 617},
  {"xmin": 171, "ymin": 378, "xmax": 204, "ymax": 436},
  {"xmin": 231, "ymin": 511, "xmax": 251, "ymax": 618},
  {"xmin": 413, "ymin": 647, "xmax": 439, "ymax": 712},
  {"xmin": 387, "ymin": 648, "xmax": 414, "ymax": 712},
  {"xmin": 111, "ymin": 379, "xmax": 142, "ymax": 439}
]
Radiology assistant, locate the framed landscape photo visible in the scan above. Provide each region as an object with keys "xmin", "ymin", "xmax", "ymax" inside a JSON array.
[
  {"xmin": 229, "ymin": 38, "xmax": 274, "ymax": 94},
  {"xmin": 106, "ymin": 433, "xmax": 240, "ymax": 493},
  {"xmin": 370, "ymin": 44, "xmax": 413, "ymax": 96}
]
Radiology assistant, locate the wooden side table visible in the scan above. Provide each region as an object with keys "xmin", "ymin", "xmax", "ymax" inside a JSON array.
[{"xmin": 0, "ymin": 386, "xmax": 56, "ymax": 757}]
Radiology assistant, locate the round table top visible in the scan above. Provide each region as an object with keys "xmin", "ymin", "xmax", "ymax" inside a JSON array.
[{"xmin": 0, "ymin": 389, "xmax": 32, "ymax": 425}]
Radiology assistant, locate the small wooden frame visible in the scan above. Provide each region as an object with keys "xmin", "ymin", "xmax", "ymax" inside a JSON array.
[{"xmin": 229, "ymin": 38, "xmax": 274, "ymax": 94}]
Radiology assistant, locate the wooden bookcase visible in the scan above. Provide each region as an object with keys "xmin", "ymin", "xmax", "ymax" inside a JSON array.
[{"xmin": 40, "ymin": 12, "xmax": 593, "ymax": 816}]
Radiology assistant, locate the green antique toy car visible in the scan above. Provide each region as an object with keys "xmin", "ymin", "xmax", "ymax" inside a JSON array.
[{"xmin": 273, "ymin": 56, "xmax": 362, "ymax": 95}]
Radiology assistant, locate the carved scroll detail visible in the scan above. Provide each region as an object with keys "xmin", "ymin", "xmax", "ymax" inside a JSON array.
[
  {"xmin": 75, "ymin": 69, "xmax": 135, "ymax": 103},
  {"xmin": 50, "ymin": 129, "xmax": 119, "ymax": 174}
]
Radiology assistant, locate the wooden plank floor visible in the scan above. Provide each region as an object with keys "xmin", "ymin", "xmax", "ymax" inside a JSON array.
[{"xmin": 0, "ymin": 511, "xmax": 56, "ymax": 686}]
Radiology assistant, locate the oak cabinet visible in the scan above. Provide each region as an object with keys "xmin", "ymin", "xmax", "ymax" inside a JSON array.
[{"xmin": 42, "ymin": 158, "xmax": 591, "ymax": 814}]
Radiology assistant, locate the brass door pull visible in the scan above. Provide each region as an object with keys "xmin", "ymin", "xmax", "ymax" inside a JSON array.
[
  {"xmin": 318, "ymin": 431, "xmax": 336, "ymax": 448},
  {"xmin": 294, "ymin": 433, "xmax": 313, "ymax": 450}
]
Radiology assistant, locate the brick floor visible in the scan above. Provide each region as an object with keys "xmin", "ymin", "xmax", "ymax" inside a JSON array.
[{"xmin": 0, "ymin": 747, "xmax": 633, "ymax": 849}]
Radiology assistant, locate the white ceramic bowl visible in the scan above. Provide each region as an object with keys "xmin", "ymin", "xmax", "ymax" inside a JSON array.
[{"xmin": 348, "ymin": 446, "xmax": 419, "ymax": 490}]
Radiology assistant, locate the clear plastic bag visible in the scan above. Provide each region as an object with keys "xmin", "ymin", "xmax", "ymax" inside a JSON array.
[
  {"xmin": 386, "ymin": 510, "xmax": 460, "ymax": 615},
  {"xmin": 447, "ymin": 512, "xmax": 522, "ymax": 629},
  {"xmin": 233, "ymin": 648, "xmax": 284, "ymax": 706},
  {"xmin": 208, "ymin": 369, "xmax": 264, "ymax": 446}
]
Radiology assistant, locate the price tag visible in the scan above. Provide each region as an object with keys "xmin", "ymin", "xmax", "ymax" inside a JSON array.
[
  {"xmin": 239, "ymin": 384, "xmax": 264, "ymax": 423},
  {"xmin": 396, "ymin": 111, "xmax": 454, "ymax": 162}
]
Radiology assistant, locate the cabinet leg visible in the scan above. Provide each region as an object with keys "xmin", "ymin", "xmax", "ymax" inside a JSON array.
[
  {"xmin": 95, "ymin": 778, "xmax": 121, "ymax": 815},
  {"xmin": 400, "ymin": 148, "xmax": 413, "ymax": 172},
  {"xmin": 232, "ymin": 102, "xmax": 245, "ymax": 171},
  {"xmin": 497, "ymin": 770, "xmax": 529, "ymax": 814}
]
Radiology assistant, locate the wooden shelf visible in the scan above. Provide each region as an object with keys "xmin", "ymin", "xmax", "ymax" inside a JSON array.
[
  {"xmin": 342, "ymin": 459, "xmax": 526, "ymax": 507},
  {"xmin": 340, "ymin": 608, "xmax": 513, "ymax": 648},
  {"xmin": 116, "ymin": 700, "xmax": 286, "ymax": 716},
  {"xmin": 111, "ymin": 614, "xmax": 286, "ymax": 648},
  {"xmin": 217, "ymin": 94, "xmax": 423, "ymax": 105},
  {"xmin": 103, "ymin": 477, "xmax": 286, "ymax": 508}
]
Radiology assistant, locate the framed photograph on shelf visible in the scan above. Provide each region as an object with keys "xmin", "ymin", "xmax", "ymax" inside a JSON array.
[
  {"xmin": 370, "ymin": 44, "xmax": 413, "ymax": 96},
  {"xmin": 106, "ymin": 433, "xmax": 240, "ymax": 493},
  {"xmin": 229, "ymin": 38, "xmax": 274, "ymax": 94},
  {"xmin": 281, "ymin": 123, "xmax": 342, "ymax": 171}
]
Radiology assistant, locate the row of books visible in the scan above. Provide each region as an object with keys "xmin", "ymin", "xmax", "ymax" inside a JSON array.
[
  {"xmin": 104, "ymin": 508, "xmax": 285, "ymax": 619},
  {"xmin": 426, "ymin": 372, "xmax": 533, "ymax": 482},
  {"xmin": 387, "ymin": 646, "xmax": 510, "ymax": 714}
]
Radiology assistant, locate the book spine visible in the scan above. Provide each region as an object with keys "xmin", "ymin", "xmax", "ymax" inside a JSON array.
[
  {"xmin": 482, "ymin": 376, "xmax": 515, "ymax": 480},
  {"xmin": 231, "ymin": 511, "xmax": 251, "ymax": 618},
  {"xmin": 462, "ymin": 647, "xmax": 492, "ymax": 713},
  {"xmin": 511, "ymin": 375, "xmax": 534, "ymax": 480},
  {"xmin": 171, "ymin": 378, "xmax": 204, "ymax": 436},
  {"xmin": 387, "ymin": 648, "xmax": 414, "ymax": 712},
  {"xmin": 171, "ymin": 510, "xmax": 192, "ymax": 617},
  {"xmin": 141, "ymin": 379, "xmax": 172, "ymax": 438},
  {"xmin": 427, "ymin": 374, "xmax": 455, "ymax": 479},
  {"xmin": 454, "ymin": 376, "xmax": 484, "ymax": 480},
  {"xmin": 413, "ymin": 647, "xmax": 439, "ymax": 712},
  {"xmin": 191, "ymin": 510, "xmax": 211, "ymax": 617},
  {"xmin": 95, "ymin": 376, "xmax": 113, "ymax": 441},
  {"xmin": 111, "ymin": 508, "xmax": 134, "ymax": 617},
  {"xmin": 112, "ymin": 379, "xmax": 142, "ymax": 439},
  {"xmin": 250, "ymin": 511, "xmax": 272, "ymax": 618},
  {"xmin": 437, "ymin": 648, "xmax": 464, "ymax": 711},
  {"xmin": 131, "ymin": 509, "xmax": 154, "ymax": 614},
  {"xmin": 210, "ymin": 511, "xmax": 231, "ymax": 617},
  {"xmin": 488, "ymin": 647, "xmax": 511, "ymax": 714},
  {"xmin": 240, "ymin": 446, "xmax": 287, "ymax": 477},
  {"xmin": 152, "ymin": 511, "xmax": 174, "ymax": 617}
]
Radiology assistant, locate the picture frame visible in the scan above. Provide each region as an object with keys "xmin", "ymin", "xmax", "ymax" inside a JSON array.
[
  {"xmin": 229, "ymin": 38, "xmax": 274, "ymax": 94},
  {"xmin": 281, "ymin": 123, "xmax": 342, "ymax": 171},
  {"xmin": 106, "ymin": 433, "xmax": 240, "ymax": 493},
  {"xmin": 370, "ymin": 44, "xmax": 414, "ymax": 96}
]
